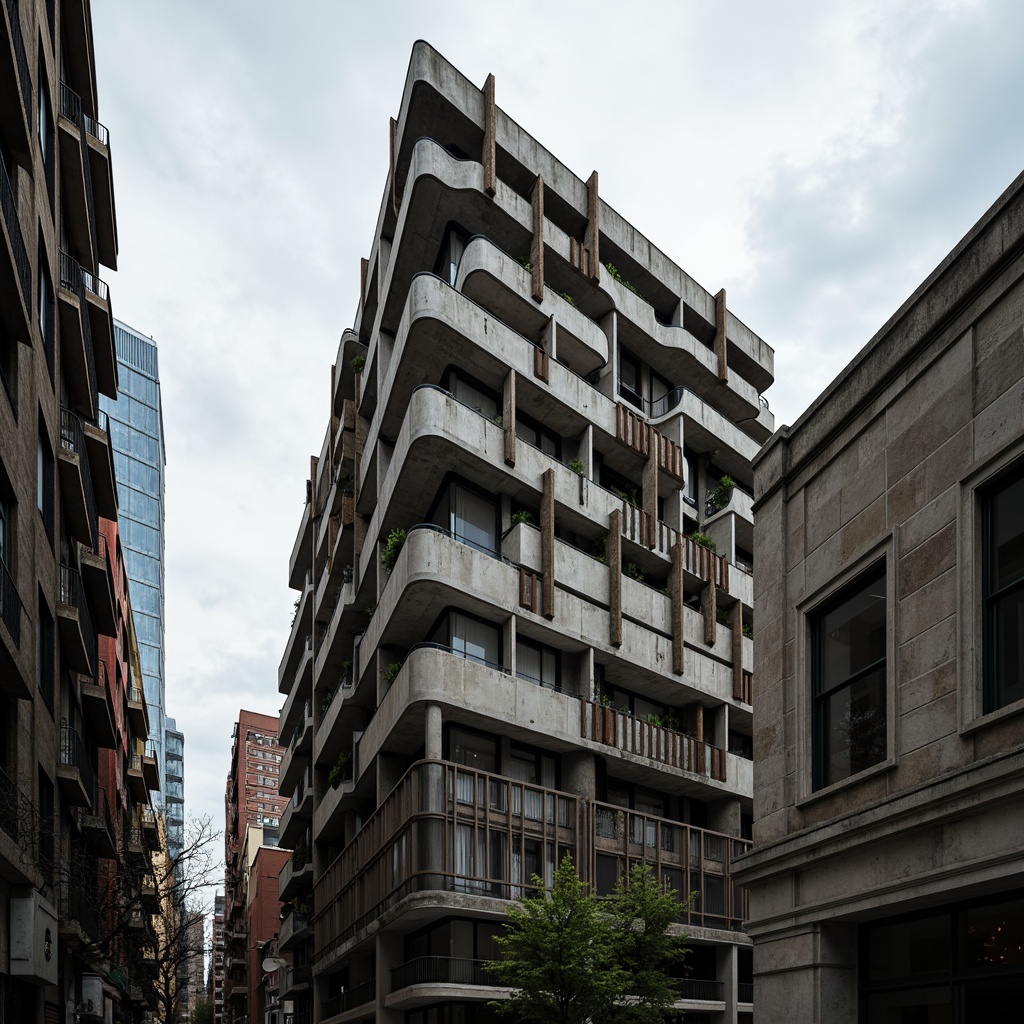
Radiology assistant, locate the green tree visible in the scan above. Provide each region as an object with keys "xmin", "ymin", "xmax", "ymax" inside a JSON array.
[
  {"xmin": 489, "ymin": 854, "xmax": 626, "ymax": 1024},
  {"xmin": 606, "ymin": 862, "xmax": 691, "ymax": 1023},
  {"xmin": 489, "ymin": 855, "xmax": 690, "ymax": 1024},
  {"xmin": 189, "ymin": 998, "xmax": 214, "ymax": 1024}
]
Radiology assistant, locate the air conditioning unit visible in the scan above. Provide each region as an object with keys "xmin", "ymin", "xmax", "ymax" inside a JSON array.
[{"xmin": 9, "ymin": 892, "xmax": 59, "ymax": 986}]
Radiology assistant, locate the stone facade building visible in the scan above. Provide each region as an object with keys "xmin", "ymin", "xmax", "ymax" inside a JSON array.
[
  {"xmin": 277, "ymin": 41, "xmax": 774, "ymax": 1024},
  {"xmin": 737, "ymin": 171, "xmax": 1024, "ymax": 1020}
]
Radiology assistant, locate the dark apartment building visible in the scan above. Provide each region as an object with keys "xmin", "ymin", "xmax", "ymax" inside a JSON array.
[
  {"xmin": 737, "ymin": 171, "xmax": 1024, "ymax": 1020},
  {"xmin": 1, "ymin": 0, "xmax": 165, "ymax": 1020},
  {"xmin": 276, "ymin": 41, "xmax": 774, "ymax": 1024}
]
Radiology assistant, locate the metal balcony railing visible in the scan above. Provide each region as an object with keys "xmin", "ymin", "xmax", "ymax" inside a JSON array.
[
  {"xmin": 678, "ymin": 978, "xmax": 725, "ymax": 1001},
  {"xmin": 322, "ymin": 979, "xmax": 374, "ymax": 1017},
  {"xmin": 391, "ymin": 956, "xmax": 499, "ymax": 991},
  {"xmin": 129, "ymin": 684, "xmax": 145, "ymax": 705},
  {"xmin": 58, "ymin": 82, "xmax": 98, "ymax": 257},
  {"xmin": 58, "ymin": 255, "xmax": 98, "ymax": 407},
  {"xmin": 82, "ymin": 111, "xmax": 109, "ymax": 147},
  {"xmin": 60, "ymin": 718, "xmax": 96, "ymax": 800},
  {"xmin": 0, "ymin": 555, "xmax": 23, "ymax": 646},
  {"xmin": 4, "ymin": 0, "xmax": 30, "ymax": 124},
  {"xmin": 738, "ymin": 981, "xmax": 754, "ymax": 1002},
  {"xmin": 59, "ymin": 406, "xmax": 99, "ymax": 545},
  {"xmin": 59, "ymin": 563, "xmax": 95, "ymax": 671},
  {"xmin": 0, "ymin": 147, "xmax": 29, "ymax": 305}
]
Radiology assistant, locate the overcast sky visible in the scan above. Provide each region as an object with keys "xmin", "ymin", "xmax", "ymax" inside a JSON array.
[{"xmin": 88, "ymin": 0, "xmax": 1024, "ymax": 871}]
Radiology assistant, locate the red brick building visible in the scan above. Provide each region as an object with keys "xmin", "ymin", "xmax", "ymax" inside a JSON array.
[{"xmin": 223, "ymin": 709, "xmax": 287, "ymax": 1023}]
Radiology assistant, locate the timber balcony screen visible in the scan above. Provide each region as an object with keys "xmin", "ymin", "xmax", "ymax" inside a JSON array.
[
  {"xmin": 314, "ymin": 760, "xmax": 582, "ymax": 965},
  {"xmin": 314, "ymin": 760, "xmax": 751, "ymax": 965},
  {"xmin": 581, "ymin": 701, "xmax": 729, "ymax": 782}
]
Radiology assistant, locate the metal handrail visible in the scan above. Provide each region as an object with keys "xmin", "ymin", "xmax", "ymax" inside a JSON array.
[
  {"xmin": 391, "ymin": 955, "xmax": 498, "ymax": 991},
  {"xmin": 4, "ymin": 0, "xmax": 30, "ymax": 124},
  {"xmin": 0, "ymin": 148, "xmax": 29, "ymax": 304},
  {"xmin": 0, "ymin": 556, "xmax": 23, "ymax": 646},
  {"xmin": 82, "ymin": 111, "xmax": 109, "ymax": 147},
  {"xmin": 59, "ymin": 408, "xmax": 98, "ymax": 542},
  {"xmin": 321, "ymin": 979, "xmax": 374, "ymax": 1016},
  {"xmin": 678, "ymin": 978, "xmax": 725, "ymax": 1001},
  {"xmin": 59, "ymin": 563, "xmax": 95, "ymax": 671},
  {"xmin": 738, "ymin": 981, "xmax": 754, "ymax": 1002},
  {"xmin": 57, "ymin": 253, "xmax": 98, "ymax": 407},
  {"xmin": 60, "ymin": 718, "xmax": 96, "ymax": 801}
]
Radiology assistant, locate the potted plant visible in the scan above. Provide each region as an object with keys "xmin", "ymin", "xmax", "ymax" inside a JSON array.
[{"xmin": 381, "ymin": 527, "xmax": 406, "ymax": 572}]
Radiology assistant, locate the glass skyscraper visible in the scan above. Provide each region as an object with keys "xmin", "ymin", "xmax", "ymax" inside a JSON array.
[{"xmin": 101, "ymin": 320, "xmax": 183, "ymax": 856}]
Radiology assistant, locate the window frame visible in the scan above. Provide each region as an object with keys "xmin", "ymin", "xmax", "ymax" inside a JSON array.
[
  {"xmin": 810, "ymin": 563, "xmax": 888, "ymax": 791},
  {"xmin": 981, "ymin": 462, "xmax": 1024, "ymax": 714},
  {"xmin": 796, "ymin": 542, "xmax": 896, "ymax": 805}
]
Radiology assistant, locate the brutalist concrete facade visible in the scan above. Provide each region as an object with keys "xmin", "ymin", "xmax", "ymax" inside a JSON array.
[
  {"xmin": 278, "ymin": 41, "xmax": 775, "ymax": 1024},
  {"xmin": 737, "ymin": 171, "xmax": 1024, "ymax": 1021}
]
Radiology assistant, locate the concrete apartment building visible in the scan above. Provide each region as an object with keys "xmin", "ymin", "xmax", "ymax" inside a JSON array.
[
  {"xmin": 0, "ymin": 0, "xmax": 164, "ymax": 1020},
  {"xmin": 276, "ymin": 42, "xmax": 774, "ymax": 1024},
  {"xmin": 223, "ymin": 709, "xmax": 288, "ymax": 1023},
  {"xmin": 210, "ymin": 891, "xmax": 225, "ymax": 1024},
  {"xmin": 736, "ymin": 172, "xmax": 1024, "ymax": 1020}
]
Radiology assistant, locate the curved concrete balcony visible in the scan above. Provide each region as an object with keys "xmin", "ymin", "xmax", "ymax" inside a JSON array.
[
  {"xmin": 357, "ymin": 382, "xmax": 752, "ymax": 614},
  {"xmin": 358, "ymin": 273, "xmax": 759, "ymax": 526},
  {"xmin": 127, "ymin": 684, "xmax": 149, "ymax": 741},
  {"xmin": 280, "ymin": 772, "xmax": 314, "ymax": 849},
  {"xmin": 386, "ymin": 956, "xmax": 509, "ymax": 1010},
  {"xmin": 355, "ymin": 514, "xmax": 749, "ymax": 721},
  {"xmin": 288, "ymin": 499, "xmax": 313, "ymax": 591},
  {"xmin": 279, "ymin": 850, "xmax": 314, "ymax": 903},
  {"xmin": 361, "ymin": 136, "xmax": 766, "ymax": 434},
  {"xmin": 388, "ymin": 44, "xmax": 773, "ymax": 386},
  {"xmin": 279, "ymin": 699, "xmax": 313, "ymax": 797},
  {"xmin": 278, "ymin": 569, "xmax": 312, "ymax": 693}
]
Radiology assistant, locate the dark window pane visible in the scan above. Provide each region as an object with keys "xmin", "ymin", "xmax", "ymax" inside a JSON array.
[
  {"xmin": 992, "ymin": 590, "xmax": 1024, "ymax": 709},
  {"xmin": 963, "ymin": 898, "xmax": 1024, "ymax": 968},
  {"xmin": 864, "ymin": 986, "xmax": 951, "ymax": 1023},
  {"xmin": 823, "ymin": 666, "xmax": 886, "ymax": 785},
  {"xmin": 819, "ymin": 575, "xmax": 887, "ymax": 694},
  {"xmin": 962, "ymin": 977, "xmax": 1024, "ymax": 1018},
  {"xmin": 990, "ymin": 473, "xmax": 1024, "ymax": 591},
  {"xmin": 867, "ymin": 915, "xmax": 950, "ymax": 981}
]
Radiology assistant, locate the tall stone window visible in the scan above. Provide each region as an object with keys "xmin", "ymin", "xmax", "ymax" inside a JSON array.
[
  {"xmin": 983, "ymin": 465, "xmax": 1024, "ymax": 712},
  {"xmin": 811, "ymin": 565, "xmax": 887, "ymax": 789}
]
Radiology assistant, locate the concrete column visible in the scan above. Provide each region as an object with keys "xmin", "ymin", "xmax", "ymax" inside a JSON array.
[
  {"xmin": 378, "ymin": 236, "xmax": 392, "ymax": 294},
  {"xmin": 505, "ymin": 616, "xmax": 517, "ymax": 676},
  {"xmin": 376, "ymin": 931, "xmax": 404, "ymax": 1024},
  {"xmin": 360, "ymin": 256, "xmax": 368, "ymax": 321},
  {"xmin": 708, "ymin": 797, "xmax": 740, "ymax": 836},
  {"xmin": 717, "ymin": 943, "xmax": 738, "ymax": 1024},
  {"xmin": 424, "ymin": 702, "xmax": 442, "ymax": 761},
  {"xmin": 595, "ymin": 311, "xmax": 616, "ymax": 400},
  {"xmin": 643, "ymin": 424, "xmax": 658, "ymax": 547},
  {"xmin": 754, "ymin": 923, "xmax": 858, "ymax": 1024},
  {"xmin": 389, "ymin": 116, "xmax": 399, "ymax": 212},
  {"xmin": 562, "ymin": 750, "xmax": 596, "ymax": 801}
]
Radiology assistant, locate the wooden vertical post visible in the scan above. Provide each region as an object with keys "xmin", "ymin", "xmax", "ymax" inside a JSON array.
[
  {"xmin": 584, "ymin": 170, "xmax": 600, "ymax": 281},
  {"xmin": 732, "ymin": 601, "xmax": 744, "ymax": 701},
  {"xmin": 701, "ymin": 578, "xmax": 717, "ymax": 646},
  {"xmin": 643, "ymin": 424, "xmax": 658, "ymax": 548},
  {"xmin": 503, "ymin": 370, "xmax": 516, "ymax": 467},
  {"xmin": 671, "ymin": 541, "xmax": 684, "ymax": 675},
  {"xmin": 715, "ymin": 288, "xmax": 728, "ymax": 383},
  {"xmin": 609, "ymin": 510, "xmax": 622, "ymax": 647},
  {"xmin": 483, "ymin": 74, "xmax": 496, "ymax": 197},
  {"xmin": 541, "ymin": 469, "xmax": 555, "ymax": 619},
  {"xmin": 531, "ymin": 176, "xmax": 545, "ymax": 302}
]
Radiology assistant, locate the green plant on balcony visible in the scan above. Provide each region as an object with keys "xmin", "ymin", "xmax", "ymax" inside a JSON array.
[
  {"xmin": 603, "ymin": 261, "xmax": 644, "ymax": 299},
  {"xmin": 294, "ymin": 899, "xmax": 311, "ymax": 915},
  {"xmin": 350, "ymin": 354, "xmax": 365, "ymax": 373},
  {"xmin": 560, "ymin": 291, "xmax": 575, "ymax": 306},
  {"xmin": 328, "ymin": 752, "xmax": 351, "ymax": 788},
  {"xmin": 568, "ymin": 457, "xmax": 585, "ymax": 476},
  {"xmin": 743, "ymin": 623, "xmax": 753, "ymax": 639},
  {"xmin": 383, "ymin": 660, "xmax": 403, "ymax": 684},
  {"xmin": 493, "ymin": 414, "xmax": 503, "ymax": 427},
  {"xmin": 510, "ymin": 509, "xmax": 534, "ymax": 527},
  {"xmin": 710, "ymin": 475, "xmax": 736, "ymax": 513},
  {"xmin": 363, "ymin": 603, "xmax": 377, "ymax": 618},
  {"xmin": 623, "ymin": 562, "xmax": 644, "ymax": 583},
  {"xmin": 689, "ymin": 531, "xmax": 717, "ymax": 551},
  {"xmin": 341, "ymin": 659, "xmax": 353, "ymax": 685},
  {"xmin": 380, "ymin": 527, "xmax": 406, "ymax": 573},
  {"xmin": 319, "ymin": 680, "xmax": 340, "ymax": 717},
  {"xmin": 290, "ymin": 597, "xmax": 299, "ymax": 626},
  {"xmin": 336, "ymin": 468, "xmax": 353, "ymax": 490},
  {"xmin": 516, "ymin": 255, "xmax": 532, "ymax": 271},
  {"xmin": 592, "ymin": 531, "xmax": 608, "ymax": 565}
]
